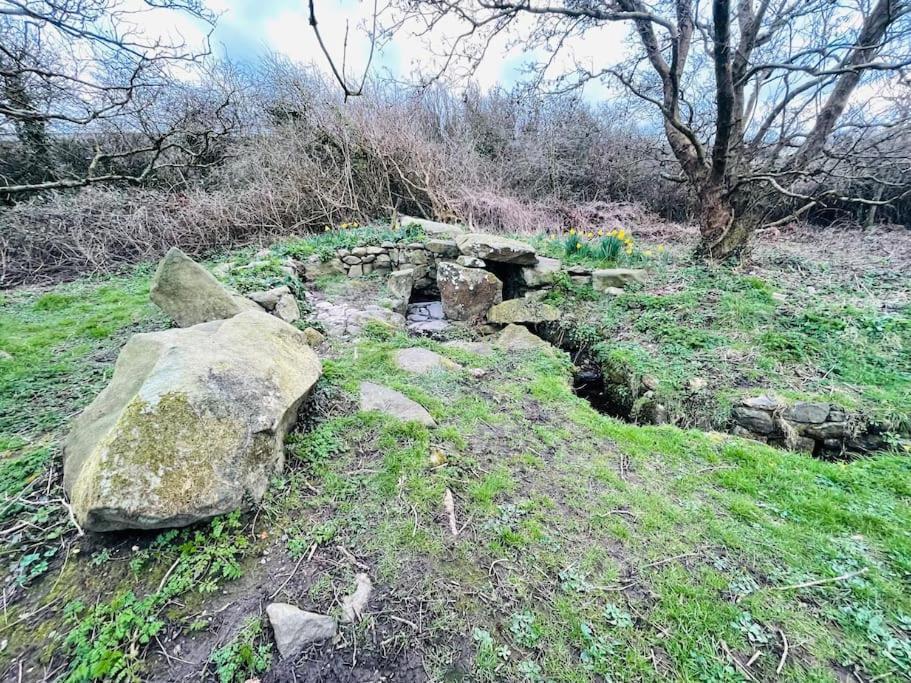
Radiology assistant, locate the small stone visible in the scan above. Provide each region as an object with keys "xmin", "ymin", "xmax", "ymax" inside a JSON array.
[
  {"xmin": 782, "ymin": 401, "xmax": 830, "ymax": 424},
  {"xmin": 393, "ymin": 348, "xmax": 459, "ymax": 374},
  {"xmin": 741, "ymin": 395, "xmax": 781, "ymax": 411},
  {"xmin": 520, "ymin": 256, "xmax": 561, "ymax": 287},
  {"xmin": 570, "ymin": 275, "xmax": 591, "ymax": 286},
  {"xmin": 442, "ymin": 340, "xmax": 494, "ymax": 356},
  {"xmin": 341, "ymin": 255, "xmax": 361, "ymax": 265},
  {"xmin": 567, "ymin": 265, "xmax": 591, "ymax": 275},
  {"xmin": 469, "ymin": 368, "xmax": 487, "ymax": 378},
  {"xmin": 366, "ymin": 246, "xmax": 385, "ymax": 255},
  {"xmin": 272, "ymin": 294, "xmax": 300, "ymax": 323},
  {"xmin": 495, "ymin": 324, "xmax": 554, "ymax": 352},
  {"xmin": 641, "ymin": 375, "xmax": 660, "ymax": 391},
  {"xmin": 266, "ymin": 603, "xmax": 337, "ymax": 659},
  {"xmin": 687, "ymin": 377, "xmax": 707, "ymax": 392},
  {"xmin": 351, "ymin": 247, "xmax": 367, "ymax": 256},
  {"xmin": 348, "ymin": 265, "xmax": 363, "ymax": 277},
  {"xmin": 603, "ymin": 287, "xmax": 625, "ymax": 296},
  {"xmin": 302, "ymin": 327, "xmax": 325, "ymax": 347},
  {"xmin": 430, "ymin": 449, "xmax": 447, "ymax": 466},
  {"xmin": 732, "ymin": 406, "xmax": 775, "ymax": 435},
  {"xmin": 802, "ymin": 421, "xmax": 848, "ymax": 440},
  {"xmin": 425, "ymin": 239, "xmax": 460, "ymax": 257},
  {"xmin": 359, "ymin": 382, "xmax": 435, "ymax": 426},
  {"xmin": 772, "ymin": 292, "xmax": 787, "ymax": 304},
  {"xmin": 456, "ymin": 255, "xmax": 486, "ymax": 268},
  {"xmin": 0, "ymin": 350, "xmax": 12, "ymax": 362}
]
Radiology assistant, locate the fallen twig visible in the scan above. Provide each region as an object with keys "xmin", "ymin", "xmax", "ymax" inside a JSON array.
[
  {"xmin": 776, "ymin": 628, "xmax": 789, "ymax": 674},
  {"xmin": 773, "ymin": 567, "xmax": 867, "ymax": 591},
  {"xmin": 269, "ymin": 550, "xmax": 309, "ymax": 600},
  {"xmin": 337, "ymin": 545, "xmax": 370, "ymax": 571},
  {"xmin": 443, "ymin": 489, "xmax": 458, "ymax": 537}
]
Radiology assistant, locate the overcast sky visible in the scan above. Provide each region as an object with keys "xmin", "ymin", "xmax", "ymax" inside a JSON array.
[{"xmin": 149, "ymin": 0, "xmax": 629, "ymax": 97}]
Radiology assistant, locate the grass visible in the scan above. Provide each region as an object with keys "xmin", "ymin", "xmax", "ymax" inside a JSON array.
[
  {"xmin": 0, "ymin": 223, "xmax": 909, "ymax": 681},
  {"xmin": 545, "ymin": 257, "xmax": 911, "ymax": 436}
]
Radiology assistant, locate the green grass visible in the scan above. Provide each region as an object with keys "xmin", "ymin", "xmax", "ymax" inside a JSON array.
[
  {"xmin": 547, "ymin": 259, "xmax": 911, "ymax": 434},
  {"xmin": 0, "ymin": 225, "xmax": 908, "ymax": 681}
]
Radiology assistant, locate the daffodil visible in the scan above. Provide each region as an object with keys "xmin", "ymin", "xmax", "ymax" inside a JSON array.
[
  {"xmin": 576, "ymin": 243, "xmax": 582, "ymax": 250},
  {"xmin": 617, "ymin": 229, "xmax": 626, "ymax": 239},
  {"xmin": 569, "ymin": 228, "xmax": 576, "ymax": 235}
]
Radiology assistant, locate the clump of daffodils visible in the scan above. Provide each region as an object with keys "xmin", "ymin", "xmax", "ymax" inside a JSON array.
[
  {"xmin": 324, "ymin": 221, "xmax": 361, "ymax": 232},
  {"xmin": 558, "ymin": 226, "xmax": 637, "ymax": 261}
]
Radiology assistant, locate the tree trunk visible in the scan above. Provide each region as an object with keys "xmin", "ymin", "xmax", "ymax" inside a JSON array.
[{"xmin": 697, "ymin": 183, "xmax": 750, "ymax": 258}]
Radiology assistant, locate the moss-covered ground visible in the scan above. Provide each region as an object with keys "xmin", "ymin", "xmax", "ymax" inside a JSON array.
[{"xmin": 0, "ymin": 224, "xmax": 909, "ymax": 682}]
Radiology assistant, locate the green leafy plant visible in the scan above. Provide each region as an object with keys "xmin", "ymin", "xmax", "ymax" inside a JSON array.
[
  {"xmin": 210, "ymin": 618, "xmax": 273, "ymax": 683},
  {"xmin": 62, "ymin": 513, "xmax": 250, "ymax": 682}
]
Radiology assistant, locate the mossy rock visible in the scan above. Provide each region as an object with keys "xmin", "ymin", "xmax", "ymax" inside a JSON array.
[{"xmin": 63, "ymin": 311, "xmax": 322, "ymax": 531}]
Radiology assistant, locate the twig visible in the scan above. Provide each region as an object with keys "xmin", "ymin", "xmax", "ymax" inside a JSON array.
[
  {"xmin": 643, "ymin": 551, "xmax": 698, "ymax": 569},
  {"xmin": 389, "ymin": 614, "xmax": 418, "ymax": 630},
  {"xmin": 776, "ymin": 628, "xmax": 789, "ymax": 674},
  {"xmin": 720, "ymin": 639, "xmax": 758, "ymax": 682},
  {"xmin": 156, "ymin": 556, "xmax": 182, "ymax": 594},
  {"xmin": 772, "ymin": 567, "xmax": 867, "ymax": 591},
  {"xmin": 58, "ymin": 498, "xmax": 84, "ymax": 537},
  {"xmin": 337, "ymin": 545, "xmax": 370, "ymax": 571},
  {"xmin": 443, "ymin": 489, "xmax": 458, "ymax": 537},
  {"xmin": 269, "ymin": 551, "xmax": 308, "ymax": 600}
]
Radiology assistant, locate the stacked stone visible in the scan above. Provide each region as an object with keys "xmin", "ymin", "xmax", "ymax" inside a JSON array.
[{"xmin": 731, "ymin": 396, "xmax": 864, "ymax": 455}]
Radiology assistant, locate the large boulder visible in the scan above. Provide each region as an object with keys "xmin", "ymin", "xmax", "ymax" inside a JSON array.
[
  {"xmin": 455, "ymin": 233, "xmax": 537, "ymax": 265},
  {"xmin": 520, "ymin": 256, "xmax": 562, "ymax": 287},
  {"xmin": 437, "ymin": 262, "xmax": 503, "ymax": 321},
  {"xmin": 63, "ymin": 311, "xmax": 321, "ymax": 532},
  {"xmin": 150, "ymin": 247, "xmax": 261, "ymax": 327},
  {"xmin": 487, "ymin": 298, "xmax": 561, "ymax": 325},
  {"xmin": 591, "ymin": 268, "xmax": 646, "ymax": 291}
]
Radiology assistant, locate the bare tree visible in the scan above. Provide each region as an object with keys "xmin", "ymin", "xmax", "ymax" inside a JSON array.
[
  {"xmin": 0, "ymin": 0, "xmax": 237, "ymax": 197},
  {"xmin": 389, "ymin": 0, "xmax": 911, "ymax": 256}
]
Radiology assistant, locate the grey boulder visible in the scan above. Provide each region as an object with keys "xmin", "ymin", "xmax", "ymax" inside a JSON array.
[
  {"xmin": 437, "ymin": 262, "xmax": 503, "ymax": 321},
  {"xmin": 63, "ymin": 311, "xmax": 322, "ymax": 532},
  {"xmin": 150, "ymin": 247, "xmax": 262, "ymax": 327}
]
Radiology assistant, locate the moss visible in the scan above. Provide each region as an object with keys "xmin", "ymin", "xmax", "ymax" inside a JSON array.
[{"xmin": 73, "ymin": 392, "xmax": 245, "ymax": 525}]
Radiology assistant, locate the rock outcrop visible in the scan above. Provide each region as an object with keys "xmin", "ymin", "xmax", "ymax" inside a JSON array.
[
  {"xmin": 150, "ymin": 247, "xmax": 261, "ymax": 327},
  {"xmin": 63, "ymin": 311, "xmax": 321, "ymax": 532},
  {"xmin": 437, "ymin": 262, "xmax": 503, "ymax": 320},
  {"xmin": 455, "ymin": 233, "xmax": 538, "ymax": 265}
]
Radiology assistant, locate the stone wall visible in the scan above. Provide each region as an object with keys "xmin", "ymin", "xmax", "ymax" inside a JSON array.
[{"xmin": 732, "ymin": 395, "xmax": 881, "ymax": 456}]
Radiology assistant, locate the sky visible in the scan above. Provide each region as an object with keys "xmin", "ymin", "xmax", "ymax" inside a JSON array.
[{"xmin": 141, "ymin": 0, "xmax": 630, "ymax": 97}]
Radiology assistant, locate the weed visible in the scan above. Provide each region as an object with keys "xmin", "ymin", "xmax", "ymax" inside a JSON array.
[{"xmin": 210, "ymin": 617, "xmax": 273, "ymax": 683}]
